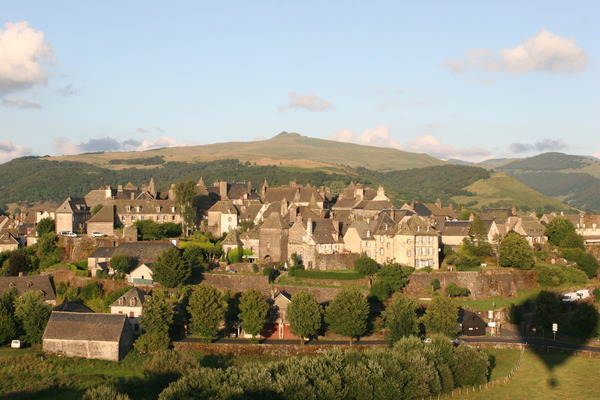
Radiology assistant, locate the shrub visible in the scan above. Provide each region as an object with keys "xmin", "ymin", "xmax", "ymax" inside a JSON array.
[
  {"xmin": 288, "ymin": 265, "xmax": 305, "ymax": 277},
  {"xmin": 353, "ymin": 256, "xmax": 380, "ymax": 276},
  {"xmin": 445, "ymin": 282, "xmax": 470, "ymax": 297}
]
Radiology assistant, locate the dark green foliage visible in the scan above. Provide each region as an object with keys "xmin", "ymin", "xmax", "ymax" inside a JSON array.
[
  {"xmin": 2, "ymin": 251, "xmax": 29, "ymax": 276},
  {"xmin": 152, "ymin": 247, "xmax": 191, "ymax": 288},
  {"xmin": 108, "ymin": 156, "xmax": 165, "ymax": 165},
  {"xmin": 138, "ymin": 290, "xmax": 174, "ymax": 352},
  {"xmin": 175, "ymin": 180, "xmax": 196, "ymax": 236},
  {"xmin": 534, "ymin": 290, "xmax": 563, "ymax": 331},
  {"xmin": 353, "ymin": 256, "xmax": 380, "ymax": 276},
  {"xmin": 157, "ymin": 338, "xmax": 491, "ymax": 400},
  {"xmin": 14, "ymin": 290, "xmax": 51, "ymax": 344},
  {"xmin": 370, "ymin": 263, "xmax": 413, "ymax": 301},
  {"xmin": 561, "ymin": 248, "xmax": 599, "ymax": 278},
  {"xmin": 445, "ymin": 252, "xmax": 482, "ymax": 269},
  {"xmin": 0, "ymin": 299, "xmax": 17, "ymax": 345},
  {"xmin": 80, "ymin": 281, "xmax": 102, "ymax": 301},
  {"xmin": 536, "ymin": 264, "xmax": 587, "ymax": 286},
  {"xmin": 226, "ymin": 247, "xmax": 253, "ymax": 264},
  {"xmin": 110, "ymin": 254, "xmax": 132, "ymax": 274},
  {"xmin": 292, "ymin": 269, "xmax": 364, "ymax": 280},
  {"xmin": 560, "ymin": 231, "xmax": 585, "ymax": 250},
  {"xmin": 161, "ymin": 222, "xmax": 183, "ymax": 237},
  {"xmin": 104, "ymin": 286, "xmax": 132, "ymax": 309},
  {"xmin": 287, "ymin": 291, "xmax": 323, "ymax": 344},
  {"xmin": 262, "ymin": 265, "xmax": 274, "ymax": 281},
  {"xmin": 430, "ymin": 278, "xmax": 441, "ymax": 292},
  {"xmin": 501, "ymin": 152, "xmax": 590, "ymax": 171},
  {"xmin": 82, "ymin": 384, "xmax": 132, "ymax": 400},
  {"xmin": 572, "ymin": 303, "xmax": 600, "ymax": 338},
  {"xmin": 507, "ymin": 303, "xmax": 523, "ymax": 325},
  {"xmin": 36, "ymin": 233, "xmax": 63, "ymax": 269},
  {"xmin": 287, "ymin": 264, "xmax": 304, "ymax": 277},
  {"xmin": 187, "ymin": 284, "xmax": 227, "ymax": 340},
  {"xmin": 421, "ymin": 296, "xmax": 459, "ymax": 337},
  {"xmin": 238, "ymin": 289, "xmax": 269, "ymax": 338},
  {"xmin": 545, "ymin": 217, "xmax": 576, "ymax": 246},
  {"xmin": 36, "ymin": 217, "xmax": 55, "ymax": 235},
  {"xmin": 444, "ymin": 282, "xmax": 470, "ymax": 297},
  {"xmin": 382, "ymin": 295, "xmax": 419, "ymax": 344},
  {"xmin": 499, "ymin": 232, "xmax": 535, "ymax": 269},
  {"xmin": 182, "ymin": 245, "xmax": 206, "ymax": 268},
  {"xmin": 325, "ymin": 287, "xmax": 369, "ymax": 343}
]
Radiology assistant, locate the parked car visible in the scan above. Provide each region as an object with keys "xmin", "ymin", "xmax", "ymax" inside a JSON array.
[
  {"xmin": 11, "ymin": 340, "xmax": 21, "ymax": 349},
  {"xmin": 91, "ymin": 232, "xmax": 105, "ymax": 237},
  {"xmin": 66, "ymin": 232, "xmax": 78, "ymax": 237}
]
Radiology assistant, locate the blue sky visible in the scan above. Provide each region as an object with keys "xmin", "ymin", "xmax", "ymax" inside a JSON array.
[{"xmin": 0, "ymin": 1, "xmax": 598, "ymax": 164}]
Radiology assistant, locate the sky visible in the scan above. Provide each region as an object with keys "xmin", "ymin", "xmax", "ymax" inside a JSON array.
[{"xmin": 0, "ymin": 1, "xmax": 598, "ymax": 164}]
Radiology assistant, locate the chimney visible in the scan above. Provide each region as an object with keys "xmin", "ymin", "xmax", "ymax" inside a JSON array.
[
  {"xmin": 219, "ymin": 181, "xmax": 228, "ymax": 200},
  {"xmin": 436, "ymin": 198, "xmax": 442, "ymax": 208},
  {"xmin": 131, "ymin": 192, "xmax": 134, "ymax": 200},
  {"xmin": 307, "ymin": 218, "xmax": 313, "ymax": 236},
  {"xmin": 118, "ymin": 185, "xmax": 123, "ymax": 193},
  {"xmin": 105, "ymin": 186, "xmax": 112, "ymax": 199}
]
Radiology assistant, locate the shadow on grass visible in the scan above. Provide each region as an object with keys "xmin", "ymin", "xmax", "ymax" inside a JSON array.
[{"xmin": 511, "ymin": 290, "xmax": 599, "ymax": 388}]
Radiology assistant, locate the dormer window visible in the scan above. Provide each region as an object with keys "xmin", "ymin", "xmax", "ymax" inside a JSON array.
[
  {"xmin": 126, "ymin": 206, "xmax": 132, "ymax": 212},
  {"xmin": 118, "ymin": 296, "xmax": 125, "ymax": 306},
  {"xmin": 136, "ymin": 206, "xmax": 141, "ymax": 212},
  {"xmin": 366, "ymin": 230, "xmax": 371, "ymax": 238},
  {"xmin": 130, "ymin": 297, "xmax": 137, "ymax": 307},
  {"xmin": 27, "ymin": 281, "xmax": 33, "ymax": 288},
  {"xmin": 384, "ymin": 224, "xmax": 388, "ymax": 231},
  {"xmin": 156, "ymin": 206, "xmax": 161, "ymax": 213},
  {"xmin": 171, "ymin": 206, "xmax": 176, "ymax": 213}
]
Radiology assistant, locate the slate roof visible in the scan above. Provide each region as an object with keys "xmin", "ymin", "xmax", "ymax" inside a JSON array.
[
  {"xmin": 480, "ymin": 208, "xmax": 516, "ymax": 224},
  {"xmin": 0, "ymin": 231, "xmax": 19, "ymax": 246},
  {"xmin": 52, "ymin": 301, "xmax": 94, "ymax": 313},
  {"xmin": 56, "ymin": 197, "xmax": 89, "ymax": 214},
  {"xmin": 89, "ymin": 242, "xmax": 175, "ymax": 260},
  {"xmin": 263, "ymin": 185, "xmax": 323, "ymax": 205},
  {"xmin": 208, "ymin": 200, "xmax": 239, "ymax": 214},
  {"xmin": 43, "ymin": 312, "xmax": 129, "ymax": 342},
  {"xmin": 0, "ymin": 275, "xmax": 56, "ymax": 302},
  {"xmin": 87, "ymin": 204, "xmax": 116, "ymax": 223},
  {"xmin": 441, "ymin": 221, "xmax": 472, "ymax": 236},
  {"xmin": 261, "ymin": 212, "xmax": 288, "ymax": 230},
  {"xmin": 222, "ymin": 230, "xmax": 244, "ymax": 247},
  {"xmin": 110, "ymin": 287, "xmax": 147, "ymax": 308}
]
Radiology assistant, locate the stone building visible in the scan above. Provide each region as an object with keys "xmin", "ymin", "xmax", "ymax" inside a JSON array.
[
  {"xmin": 55, "ymin": 197, "xmax": 90, "ymax": 233},
  {"xmin": 259, "ymin": 212, "xmax": 289, "ymax": 264},
  {"xmin": 110, "ymin": 287, "xmax": 147, "ymax": 335},
  {"xmin": 42, "ymin": 312, "xmax": 134, "ymax": 361}
]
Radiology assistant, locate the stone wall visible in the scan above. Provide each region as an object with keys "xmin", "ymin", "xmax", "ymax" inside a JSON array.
[
  {"xmin": 313, "ymin": 253, "xmax": 359, "ymax": 270},
  {"xmin": 404, "ymin": 270, "xmax": 538, "ymax": 299},
  {"xmin": 43, "ymin": 339, "xmax": 120, "ymax": 361},
  {"xmin": 202, "ymin": 274, "xmax": 272, "ymax": 296},
  {"xmin": 173, "ymin": 341, "xmax": 382, "ymax": 356}
]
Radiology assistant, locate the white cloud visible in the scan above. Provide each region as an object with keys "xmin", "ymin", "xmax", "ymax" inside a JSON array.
[
  {"xmin": 1, "ymin": 97, "xmax": 41, "ymax": 109},
  {"xmin": 444, "ymin": 29, "xmax": 588, "ymax": 74},
  {"xmin": 330, "ymin": 126, "xmax": 490, "ymax": 160},
  {"xmin": 593, "ymin": 150, "xmax": 600, "ymax": 160},
  {"xmin": 0, "ymin": 141, "xmax": 32, "ymax": 164},
  {"xmin": 0, "ymin": 22, "xmax": 54, "ymax": 94},
  {"xmin": 278, "ymin": 92, "xmax": 335, "ymax": 112},
  {"xmin": 52, "ymin": 135, "xmax": 196, "ymax": 155},
  {"xmin": 442, "ymin": 58, "xmax": 465, "ymax": 74}
]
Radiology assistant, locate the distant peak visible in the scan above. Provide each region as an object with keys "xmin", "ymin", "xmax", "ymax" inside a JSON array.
[{"xmin": 273, "ymin": 131, "xmax": 301, "ymax": 139}]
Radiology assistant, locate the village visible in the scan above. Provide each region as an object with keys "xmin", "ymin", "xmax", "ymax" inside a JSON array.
[{"xmin": 0, "ymin": 177, "xmax": 598, "ymax": 366}]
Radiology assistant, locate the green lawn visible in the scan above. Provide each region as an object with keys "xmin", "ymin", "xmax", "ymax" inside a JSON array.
[
  {"xmin": 453, "ymin": 289, "xmax": 541, "ymax": 310},
  {"xmin": 463, "ymin": 350, "xmax": 600, "ymax": 400}
]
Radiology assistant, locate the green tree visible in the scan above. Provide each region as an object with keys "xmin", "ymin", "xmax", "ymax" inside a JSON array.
[
  {"xmin": 325, "ymin": 287, "xmax": 369, "ymax": 344},
  {"xmin": 382, "ymin": 294, "xmax": 419, "ymax": 345},
  {"xmin": 80, "ymin": 281, "xmax": 102, "ymax": 301},
  {"xmin": 421, "ymin": 296, "xmax": 459, "ymax": 337},
  {"xmin": 175, "ymin": 179, "xmax": 196, "ymax": 236},
  {"xmin": 561, "ymin": 248, "xmax": 599, "ymax": 278},
  {"xmin": 430, "ymin": 278, "xmax": 441, "ymax": 292},
  {"xmin": 182, "ymin": 245, "xmax": 205, "ymax": 268},
  {"xmin": 444, "ymin": 282, "xmax": 470, "ymax": 297},
  {"xmin": 36, "ymin": 217, "xmax": 55, "ymax": 236},
  {"xmin": 572, "ymin": 303, "xmax": 600, "ymax": 338},
  {"xmin": 545, "ymin": 217, "xmax": 576, "ymax": 246},
  {"xmin": 560, "ymin": 231, "xmax": 585, "ymax": 250},
  {"xmin": 187, "ymin": 284, "xmax": 227, "ymax": 341},
  {"xmin": 468, "ymin": 213, "xmax": 487, "ymax": 243},
  {"xmin": 152, "ymin": 247, "xmax": 191, "ymax": 288},
  {"xmin": 3, "ymin": 251, "xmax": 30, "ymax": 276},
  {"xmin": 238, "ymin": 289, "xmax": 269, "ymax": 340},
  {"xmin": 534, "ymin": 290, "xmax": 562, "ymax": 333},
  {"xmin": 353, "ymin": 256, "xmax": 379, "ymax": 276},
  {"xmin": 134, "ymin": 219, "xmax": 163, "ymax": 240},
  {"xmin": 370, "ymin": 263, "xmax": 413, "ymax": 301},
  {"xmin": 14, "ymin": 290, "xmax": 51, "ymax": 344},
  {"xmin": 453, "ymin": 344, "xmax": 490, "ymax": 387},
  {"xmin": 287, "ymin": 291, "xmax": 323, "ymax": 345},
  {"xmin": 138, "ymin": 290, "xmax": 173, "ymax": 352},
  {"xmin": 110, "ymin": 254, "xmax": 132, "ymax": 275},
  {"xmin": 82, "ymin": 384, "xmax": 131, "ymax": 400},
  {"xmin": 0, "ymin": 299, "xmax": 18, "ymax": 345},
  {"xmin": 498, "ymin": 232, "xmax": 535, "ymax": 270}
]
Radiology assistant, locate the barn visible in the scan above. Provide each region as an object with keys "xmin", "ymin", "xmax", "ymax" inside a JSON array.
[{"xmin": 42, "ymin": 312, "xmax": 134, "ymax": 361}]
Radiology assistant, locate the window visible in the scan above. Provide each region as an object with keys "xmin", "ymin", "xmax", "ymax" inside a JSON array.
[
  {"xmin": 380, "ymin": 248, "xmax": 385, "ymax": 255},
  {"xmin": 136, "ymin": 206, "xmax": 141, "ymax": 212},
  {"xmin": 365, "ymin": 241, "xmax": 370, "ymax": 247},
  {"xmin": 140, "ymin": 215, "xmax": 145, "ymax": 220},
  {"xmin": 366, "ymin": 250, "xmax": 371, "ymax": 257},
  {"xmin": 121, "ymin": 216, "xmax": 126, "ymax": 221},
  {"xmin": 156, "ymin": 216, "xmax": 160, "ymax": 221},
  {"xmin": 366, "ymin": 230, "xmax": 371, "ymax": 238},
  {"xmin": 386, "ymin": 243, "xmax": 390, "ymax": 249},
  {"xmin": 428, "ymin": 247, "xmax": 434, "ymax": 256},
  {"xmin": 380, "ymin": 236, "xmax": 384, "ymax": 243},
  {"xmin": 407, "ymin": 250, "xmax": 411, "ymax": 257},
  {"xmin": 407, "ymin": 239, "xmax": 411, "ymax": 244},
  {"xmin": 156, "ymin": 206, "xmax": 161, "ymax": 212}
]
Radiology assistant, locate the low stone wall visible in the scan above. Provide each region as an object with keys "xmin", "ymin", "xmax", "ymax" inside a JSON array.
[
  {"xmin": 404, "ymin": 270, "xmax": 538, "ymax": 299},
  {"xmin": 313, "ymin": 253, "xmax": 359, "ymax": 270},
  {"xmin": 173, "ymin": 341, "xmax": 382, "ymax": 356},
  {"xmin": 201, "ymin": 274, "xmax": 271, "ymax": 296}
]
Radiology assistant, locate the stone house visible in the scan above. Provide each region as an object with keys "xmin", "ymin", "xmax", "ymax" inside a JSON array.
[
  {"xmin": 258, "ymin": 212, "xmax": 289, "ymax": 264},
  {"xmin": 207, "ymin": 200, "xmax": 239, "ymax": 234},
  {"xmin": 43, "ymin": 312, "xmax": 134, "ymax": 361},
  {"xmin": 511, "ymin": 217, "xmax": 547, "ymax": 247},
  {"xmin": 0, "ymin": 231, "xmax": 19, "ymax": 252},
  {"xmin": 127, "ymin": 263, "xmax": 154, "ymax": 285},
  {"xmin": 88, "ymin": 241, "xmax": 175, "ymax": 276},
  {"xmin": 288, "ymin": 218, "xmax": 344, "ymax": 269},
  {"xmin": 0, "ymin": 275, "xmax": 56, "ymax": 305},
  {"xmin": 440, "ymin": 221, "xmax": 472, "ymax": 248},
  {"xmin": 55, "ymin": 197, "xmax": 90, "ymax": 233},
  {"xmin": 86, "ymin": 205, "xmax": 117, "ymax": 237},
  {"xmin": 110, "ymin": 287, "xmax": 147, "ymax": 335}
]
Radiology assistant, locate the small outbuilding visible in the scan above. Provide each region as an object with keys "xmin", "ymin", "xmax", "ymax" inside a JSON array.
[
  {"xmin": 460, "ymin": 310, "xmax": 487, "ymax": 336},
  {"xmin": 42, "ymin": 311, "xmax": 134, "ymax": 361}
]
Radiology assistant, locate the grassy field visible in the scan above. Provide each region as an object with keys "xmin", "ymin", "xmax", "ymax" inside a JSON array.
[
  {"xmin": 453, "ymin": 289, "xmax": 541, "ymax": 310},
  {"xmin": 462, "ymin": 350, "xmax": 600, "ymax": 400}
]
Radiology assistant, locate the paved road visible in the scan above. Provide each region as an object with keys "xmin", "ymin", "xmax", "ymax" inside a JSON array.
[{"xmin": 177, "ymin": 336, "xmax": 600, "ymax": 353}]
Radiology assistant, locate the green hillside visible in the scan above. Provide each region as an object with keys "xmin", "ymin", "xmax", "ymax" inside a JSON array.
[
  {"xmin": 452, "ymin": 172, "xmax": 571, "ymax": 213},
  {"xmin": 496, "ymin": 152, "xmax": 600, "ymax": 212},
  {"xmin": 45, "ymin": 132, "xmax": 446, "ymax": 172}
]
